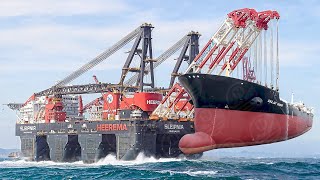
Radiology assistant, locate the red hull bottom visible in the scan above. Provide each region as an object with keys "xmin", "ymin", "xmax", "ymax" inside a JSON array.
[{"xmin": 179, "ymin": 108, "xmax": 313, "ymax": 154}]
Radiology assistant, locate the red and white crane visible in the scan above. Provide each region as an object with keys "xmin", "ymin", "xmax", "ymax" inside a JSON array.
[{"xmin": 152, "ymin": 8, "xmax": 280, "ymax": 120}]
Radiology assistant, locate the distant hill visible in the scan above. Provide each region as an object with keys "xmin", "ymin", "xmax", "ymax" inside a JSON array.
[{"xmin": 0, "ymin": 148, "xmax": 20, "ymax": 158}]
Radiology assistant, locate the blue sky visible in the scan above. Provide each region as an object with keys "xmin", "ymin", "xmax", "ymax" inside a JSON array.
[{"xmin": 0, "ymin": 0, "xmax": 319, "ymax": 157}]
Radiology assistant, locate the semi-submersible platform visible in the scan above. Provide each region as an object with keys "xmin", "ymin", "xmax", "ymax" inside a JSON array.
[
  {"xmin": 9, "ymin": 23, "xmax": 202, "ymax": 162},
  {"xmin": 7, "ymin": 8, "xmax": 313, "ymax": 163}
]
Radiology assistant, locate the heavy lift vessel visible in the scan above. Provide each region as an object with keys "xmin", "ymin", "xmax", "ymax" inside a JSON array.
[
  {"xmin": 7, "ymin": 8, "xmax": 314, "ymax": 162},
  {"xmin": 7, "ymin": 23, "xmax": 202, "ymax": 162},
  {"xmin": 152, "ymin": 9, "xmax": 313, "ymax": 154}
]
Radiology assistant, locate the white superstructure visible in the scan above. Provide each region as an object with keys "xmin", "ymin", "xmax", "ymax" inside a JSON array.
[{"xmin": 18, "ymin": 95, "xmax": 80, "ymax": 124}]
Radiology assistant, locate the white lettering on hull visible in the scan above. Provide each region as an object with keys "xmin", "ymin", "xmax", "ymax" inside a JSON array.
[
  {"xmin": 146, "ymin": 100, "xmax": 160, "ymax": 105},
  {"xmin": 20, "ymin": 126, "xmax": 36, "ymax": 131},
  {"xmin": 267, "ymin": 99, "xmax": 284, "ymax": 107},
  {"xmin": 164, "ymin": 124, "xmax": 184, "ymax": 130}
]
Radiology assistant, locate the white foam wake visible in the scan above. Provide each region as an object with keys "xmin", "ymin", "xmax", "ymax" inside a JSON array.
[
  {"xmin": 0, "ymin": 159, "xmax": 86, "ymax": 169},
  {"xmin": 157, "ymin": 169, "xmax": 218, "ymax": 177},
  {"xmin": 96, "ymin": 153, "xmax": 183, "ymax": 166},
  {"xmin": 0, "ymin": 153, "xmax": 183, "ymax": 168}
]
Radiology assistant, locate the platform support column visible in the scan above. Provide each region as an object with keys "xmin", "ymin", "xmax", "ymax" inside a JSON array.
[
  {"xmin": 117, "ymin": 120, "xmax": 157, "ymax": 160},
  {"xmin": 20, "ymin": 135, "xmax": 36, "ymax": 161},
  {"xmin": 78, "ymin": 134, "xmax": 102, "ymax": 163},
  {"xmin": 47, "ymin": 134, "xmax": 68, "ymax": 162}
]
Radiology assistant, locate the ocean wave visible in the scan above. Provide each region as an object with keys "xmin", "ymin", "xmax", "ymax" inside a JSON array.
[
  {"xmin": 0, "ymin": 157, "xmax": 319, "ymax": 179},
  {"xmin": 0, "ymin": 153, "xmax": 183, "ymax": 168},
  {"xmin": 156, "ymin": 169, "xmax": 218, "ymax": 177},
  {"xmin": 0, "ymin": 159, "xmax": 87, "ymax": 169},
  {"xmin": 95, "ymin": 153, "xmax": 183, "ymax": 166}
]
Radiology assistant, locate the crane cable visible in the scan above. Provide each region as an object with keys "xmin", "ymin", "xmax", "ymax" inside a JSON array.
[
  {"xmin": 270, "ymin": 21, "xmax": 274, "ymax": 88},
  {"xmin": 264, "ymin": 30, "xmax": 267, "ymax": 87},
  {"xmin": 254, "ymin": 35, "xmax": 258, "ymax": 82},
  {"xmin": 259, "ymin": 33, "xmax": 262, "ymax": 85},
  {"xmin": 276, "ymin": 19, "xmax": 280, "ymax": 91},
  {"xmin": 55, "ymin": 26, "xmax": 141, "ymax": 87}
]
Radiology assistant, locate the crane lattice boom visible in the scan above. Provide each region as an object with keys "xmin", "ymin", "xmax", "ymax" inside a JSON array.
[
  {"xmin": 152, "ymin": 8, "xmax": 280, "ymax": 120},
  {"xmin": 54, "ymin": 26, "xmax": 141, "ymax": 87}
]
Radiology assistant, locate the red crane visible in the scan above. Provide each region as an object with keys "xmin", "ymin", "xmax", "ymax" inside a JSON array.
[
  {"xmin": 152, "ymin": 8, "xmax": 280, "ymax": 120},
  {"xmin": 242, "ymin": 57, "xmax": 256, "ymax": 82}
]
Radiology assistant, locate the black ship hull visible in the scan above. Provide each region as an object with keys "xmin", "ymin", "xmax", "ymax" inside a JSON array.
[{"xmin": 178, "ymin": 73, "xmax": 313, "ymax": 154}]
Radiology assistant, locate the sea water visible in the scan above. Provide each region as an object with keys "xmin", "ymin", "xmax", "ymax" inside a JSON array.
[{"xmin": 0, "ymin": 153, "xmax": 320, "ymax": 179}]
